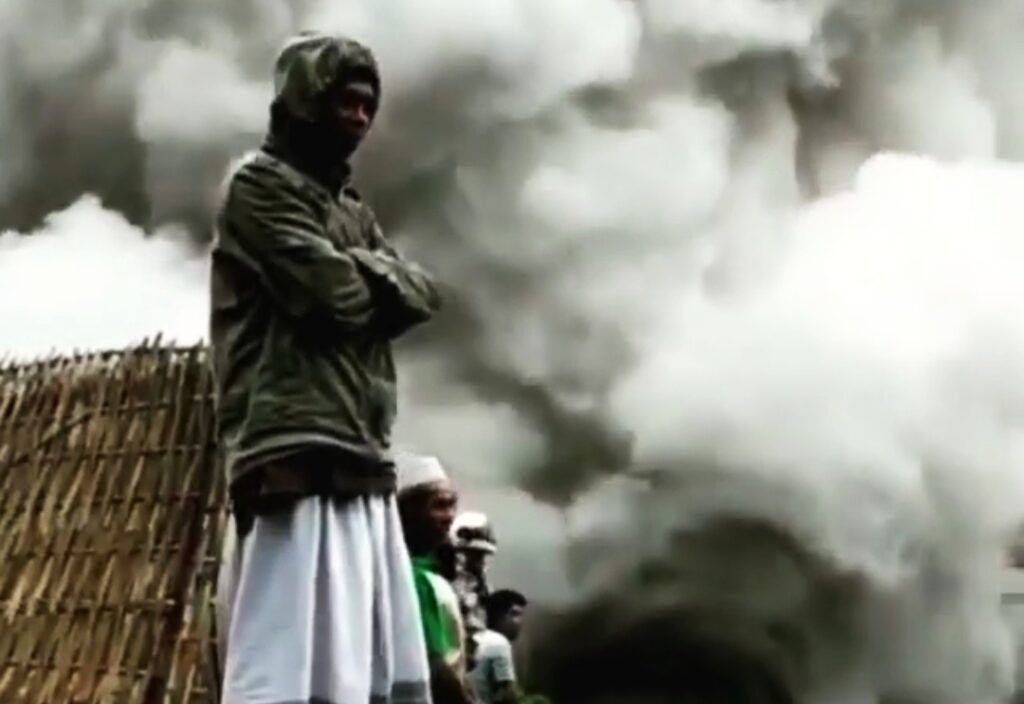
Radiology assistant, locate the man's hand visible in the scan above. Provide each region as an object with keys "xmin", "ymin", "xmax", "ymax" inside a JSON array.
[
  {"xmin": 429, "ymin": 657, "xmax": 474, "ymax": 704},
  {"xmin": 350, "ymin": 248, "xmax": 441, "ymax": 338},
  {"xmin": 493, "ymin": 680, "xmax": 521, "ymax": 704}
]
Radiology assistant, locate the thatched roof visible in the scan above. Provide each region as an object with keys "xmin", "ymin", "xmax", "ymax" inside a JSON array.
[{"xmin": 0, "ymin": 340, "xmax": 226, "ymax": 703}]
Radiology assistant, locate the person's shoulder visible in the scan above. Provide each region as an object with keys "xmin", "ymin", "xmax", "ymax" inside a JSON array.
[
  {"xmin": 226, "ymin": 150, "xmax": 305, "ymax": 195},
  {"xmin": 341, "ymin": 183, "xmax": 364, "ymax": 204},
  {"xmin": 426, "ymin": 572, "xmax": 460, "ymax": 609},
  {"xmin": 474, "ymin": 629, "xmax": 512, "ymax": 656},
  {"xmin": 340, "ymin": 181, "xmax": 381, "ymax": 229},
  {"xmin": 217, "ymin": 151, "xmax": 327, "ymax": 227}
]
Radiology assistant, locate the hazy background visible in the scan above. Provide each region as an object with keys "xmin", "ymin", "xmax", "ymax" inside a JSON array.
[{"xmin": 3, "ymin": 1, "xmax": 1024, "ymax": 701}]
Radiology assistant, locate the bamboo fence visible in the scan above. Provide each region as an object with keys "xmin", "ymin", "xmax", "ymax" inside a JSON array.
[{"xmin": 0, "ymin": 340, "xmax": 226, "ymax": 703}]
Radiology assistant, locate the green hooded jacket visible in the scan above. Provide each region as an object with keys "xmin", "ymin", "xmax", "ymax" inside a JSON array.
[{"xmin": 210, "ymin": 34, "xmax": 440, "ymax": 493}]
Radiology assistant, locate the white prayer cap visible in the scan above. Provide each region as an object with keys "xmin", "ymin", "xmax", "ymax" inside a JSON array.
[
  {"xmin": 451, "ymin": 511, "xmax": 497, "ymax": 554},
  {"xmin": 396, "ymin": 451, "xmax": 449, "ymax": 493}
]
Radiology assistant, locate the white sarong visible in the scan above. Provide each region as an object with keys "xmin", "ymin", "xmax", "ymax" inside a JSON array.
[{"xmin": 218, "ymin": 494, "xmax": 432, "ymax": 704}]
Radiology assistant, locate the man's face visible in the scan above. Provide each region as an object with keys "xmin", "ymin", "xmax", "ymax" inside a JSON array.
[
  {"xmin": 498, "ymin": 603, "xmax": 526, "ymax": 642},
  {"xmin": 463, "ymin": 548, "xmax": 490, "ymax": 573},
  {"xmin": 422, "ymin": 482, "xmax": 458, "ymax": 547},
  {"xmin": 324, "ymin": 79, "xmax": 377, "ymax": 149}
]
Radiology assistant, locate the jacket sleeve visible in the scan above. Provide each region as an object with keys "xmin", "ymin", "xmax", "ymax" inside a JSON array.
[
  {"xmin": 224, "ymin": 161, "xmax": 377, "ymax": 334},
  {"xmin": 353, "ymin": 211, "xmax": 443, "ymax": 339}
]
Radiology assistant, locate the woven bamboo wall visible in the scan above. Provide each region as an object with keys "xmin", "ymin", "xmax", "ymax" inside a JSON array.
[{"xmin": 0, "ymin": 341, "xmax": 226, "ymax": 703}]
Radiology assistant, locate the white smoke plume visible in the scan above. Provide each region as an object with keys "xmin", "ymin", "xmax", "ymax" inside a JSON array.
[
  {"xmin": 3, "ymin": 0, "xmax": 1024, "ymax": 701},
  {"xmin": 556, "ymin": 154, "xmax": 1024, "ymax": 702},
  {"xmin": 0, "ymin": 196, "xmax": 206, "ymax": 358}
]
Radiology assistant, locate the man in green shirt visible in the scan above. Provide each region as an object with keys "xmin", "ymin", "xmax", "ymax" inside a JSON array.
[{"xmin": 398, "ymin": 453, "xmax": 474, "ymax": 704}]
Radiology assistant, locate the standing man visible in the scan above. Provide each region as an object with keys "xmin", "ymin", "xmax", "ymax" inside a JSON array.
[
  {"xmin": 397, "ymin": 454, "xmax": 475, "ymax": 704},
  {"xmin": 470, "ymin": 590, "xmax": 529, "ymax": 704},
  {"xmin": 211, "ymin": 32, "xmax": 440, "ymax": 704},
  {"xmin": 451, "ymin": 511, "xmax": 497, "ymax": 665}
]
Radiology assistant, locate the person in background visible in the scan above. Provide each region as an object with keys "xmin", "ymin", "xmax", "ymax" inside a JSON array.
[
  {"xmin": 451, "ymin": 511, "xmax": 498, "ymax": 666},
  {"xmin": 397, "ymin": 453, "xmax": 475, "ymax": 704},
  {"xmin": 211, "ymin": 31, "xmax": 440, "ymax": 704},
  {"xmin": 471, "ymin": 589, "xmax": 528, "ymax": 704}
]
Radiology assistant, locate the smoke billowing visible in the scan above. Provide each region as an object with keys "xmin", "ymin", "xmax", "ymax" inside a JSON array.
[
  {"xmin": 4, "ymin": 0, "xmax": 1024, "ymax": 701},
  {"xmin": 0, "ymin": 196, "xmax": 206, "ymax": 357}
]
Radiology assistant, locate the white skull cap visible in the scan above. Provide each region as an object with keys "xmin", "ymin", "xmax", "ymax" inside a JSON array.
[
  {"xmin": 451, "ymin": 511, "xmax": 497, "ymax": 553},
  {"xmin": 396, "ymin": 451, "xmax": 449, "ymax": 492}
]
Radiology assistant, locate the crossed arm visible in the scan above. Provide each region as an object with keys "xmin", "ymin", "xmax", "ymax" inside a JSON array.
[{"xmin": 224, "ymin": 161, "xmax": 441, "ymax": 338}]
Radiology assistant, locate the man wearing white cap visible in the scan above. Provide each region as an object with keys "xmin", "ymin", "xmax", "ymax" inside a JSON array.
[
  {"xmin": 397, "ymin": 454, "xmax": 474, "ymax": 704},
  {"xmin": 451, "ymin": 511, "xmax": 498, "ymax": 666}
]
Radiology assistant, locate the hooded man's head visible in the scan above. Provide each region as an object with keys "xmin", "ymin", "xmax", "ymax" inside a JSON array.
[{"xmin": 268, "ymin": 33, "xmax": 381, "ymax": 171}]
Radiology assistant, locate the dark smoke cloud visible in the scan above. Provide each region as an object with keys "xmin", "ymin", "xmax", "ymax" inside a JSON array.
[
  {"xmin": 534, "ymin": 515, "xmax": 868, "ymax": 704},
  {"xmin": 0, "ymin": 0, "xmax": 300, "ymax": 233}
]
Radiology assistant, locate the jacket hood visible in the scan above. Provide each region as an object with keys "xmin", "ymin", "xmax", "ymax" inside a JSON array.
[{"xmin": 272, "ymin": 32, "xmax": 381, "ymax": 124}]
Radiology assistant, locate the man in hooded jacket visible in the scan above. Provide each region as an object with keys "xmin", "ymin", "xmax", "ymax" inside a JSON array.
[{"xmin": 211, "ymin": 33, "xmax": 440, "ymax": 704}]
